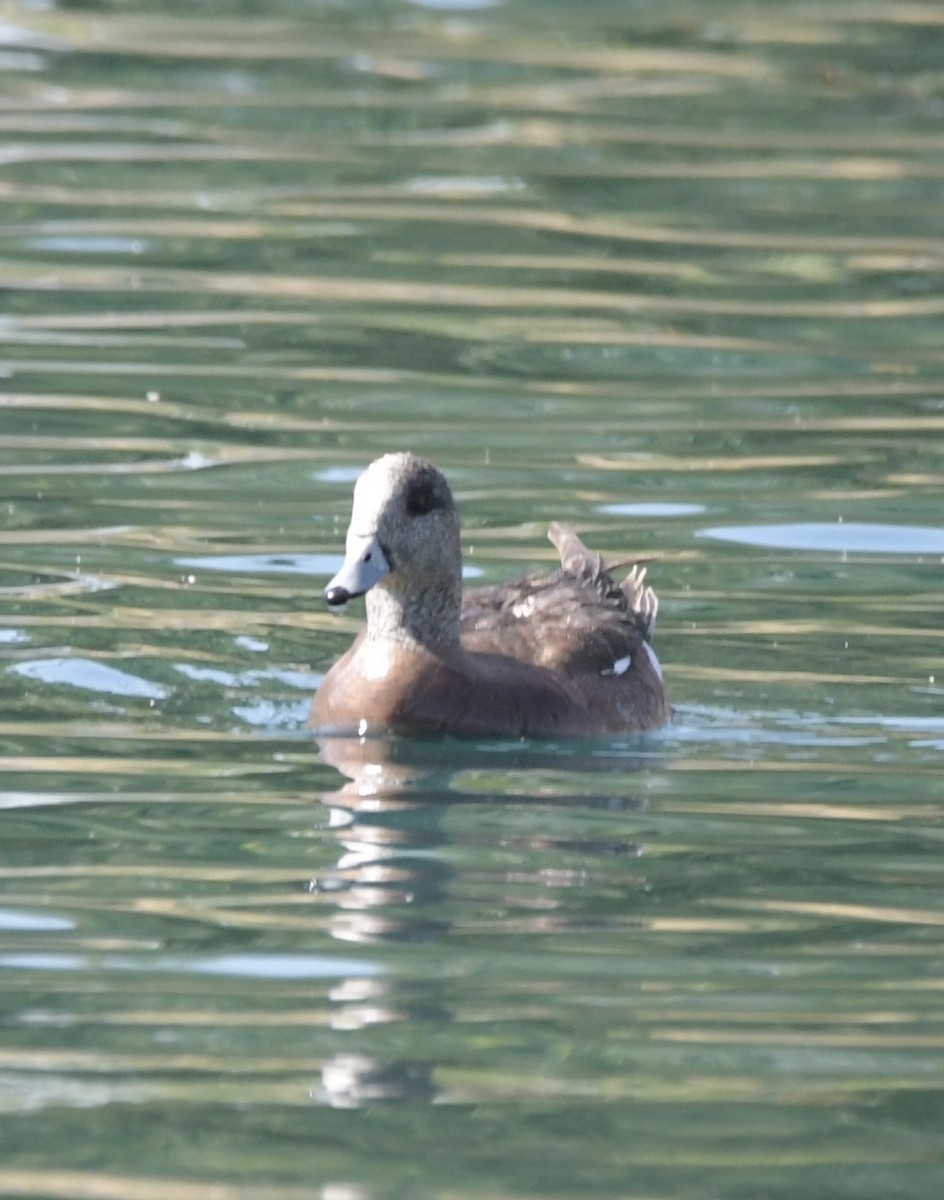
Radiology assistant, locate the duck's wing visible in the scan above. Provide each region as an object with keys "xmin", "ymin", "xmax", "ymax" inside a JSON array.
[{"xmin": 460, "ymin": 523, "xmax": 658, "ymax": 676}]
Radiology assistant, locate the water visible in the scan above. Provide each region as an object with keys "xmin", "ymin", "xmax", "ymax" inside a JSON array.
[{"xmin": 1, "ymin": 0, "xmax": 943, "ymax": 1196}]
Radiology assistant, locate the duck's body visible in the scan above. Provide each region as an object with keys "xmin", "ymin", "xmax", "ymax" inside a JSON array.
[{"xmin": 311, "ymin": 453, "xmax": 669, "ymax": 738}]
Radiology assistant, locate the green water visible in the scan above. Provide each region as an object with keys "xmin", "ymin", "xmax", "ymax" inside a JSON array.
[{"xmin": 1, "ymin": 1, "xmax": 943, "ymax": 1197}]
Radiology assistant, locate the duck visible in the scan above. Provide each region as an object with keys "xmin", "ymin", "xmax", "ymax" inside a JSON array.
[{"xmin": 310, "ymin": 452, "xmax": 669, "ymax": 739}]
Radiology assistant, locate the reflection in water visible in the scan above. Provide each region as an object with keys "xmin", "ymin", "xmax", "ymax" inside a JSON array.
[
  {"xmin": 318, "ymin": 1052, "xmax": 436, "ymax": 1109},
  {"xmin": 321, "ymin": 980, "xmax": 440, "ymax": 1108},
  {"xmin": 312, "ymin": 733, "xmax": 654, "ymax": 1109},
  {"xmin": 313, "ymin": 738, "xmax": 452, "ymax": 1107},
  {"xmin": 312, "ymin": 735, "xmax": 455, "ymax": 946},
  {"xmin": 699, "ymin": 522, "xmax": 944, "ymax": 554},
  {"xmin": 312, "ymin": 733, "xmax": 653, "ymax": 946},
  {"xmin": 3, "ymin": 0, "xmax": 943, "ymax": 1191}
]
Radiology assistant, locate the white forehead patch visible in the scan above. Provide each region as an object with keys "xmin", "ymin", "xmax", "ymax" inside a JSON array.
[{"xmin": 351, "ymin": 458, "xmax": 400, "ymax": 528}]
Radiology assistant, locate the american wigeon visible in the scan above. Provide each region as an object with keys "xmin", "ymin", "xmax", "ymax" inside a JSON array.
[{"xmin": 311, "ymin": 453, "xmax": 670, "ymax": 738}]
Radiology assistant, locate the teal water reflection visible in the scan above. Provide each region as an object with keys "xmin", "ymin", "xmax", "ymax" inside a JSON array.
[
  {"xmin": 1, "ymin": 0, "xmax": 943, "ymax": 1197},
  {"xmin": 701, "ymin": 522, "xmax": 944, "ymax": 554}
]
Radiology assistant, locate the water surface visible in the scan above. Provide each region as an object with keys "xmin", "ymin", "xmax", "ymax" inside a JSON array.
[{"xmin": 1, "ymin": 1, "xmax": 943, "ymax": 1197}]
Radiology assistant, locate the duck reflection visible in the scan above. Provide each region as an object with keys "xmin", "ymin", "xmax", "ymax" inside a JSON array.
[
  {"xmin": 317, "ymin": 1051, "xmax": 438, "ymax": 1108},
  {"xmin": 312, "ymin": 733, "xmax": 653, "ymax": 945},
  {"xmin": 310, "ymin": 733, "xmax": 655, "ymax": 1107},
  {"xmin": 311, "ymin": 735, "xmax": 457, "ymax": 946}
]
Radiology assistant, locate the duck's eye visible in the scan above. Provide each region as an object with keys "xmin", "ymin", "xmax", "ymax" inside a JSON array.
[{"xmin": 405, "ymin": 475, "xmax": 445, "ymax": 517}]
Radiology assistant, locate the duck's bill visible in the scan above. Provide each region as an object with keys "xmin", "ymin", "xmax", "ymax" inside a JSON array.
[{"xmin": 324, "ymin": 533, "xmax": 390, "ymax": 611}]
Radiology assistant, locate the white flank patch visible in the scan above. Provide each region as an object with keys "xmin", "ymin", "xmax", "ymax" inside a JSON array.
[{"xmin": 603, "ymin": 654, "xmax": 632, "ymax": 677}]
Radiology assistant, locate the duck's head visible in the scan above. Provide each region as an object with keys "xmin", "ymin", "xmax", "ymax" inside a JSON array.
[{"xmin": 324, "ymin": 454, "xmax": 461, "ymax": 639}]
